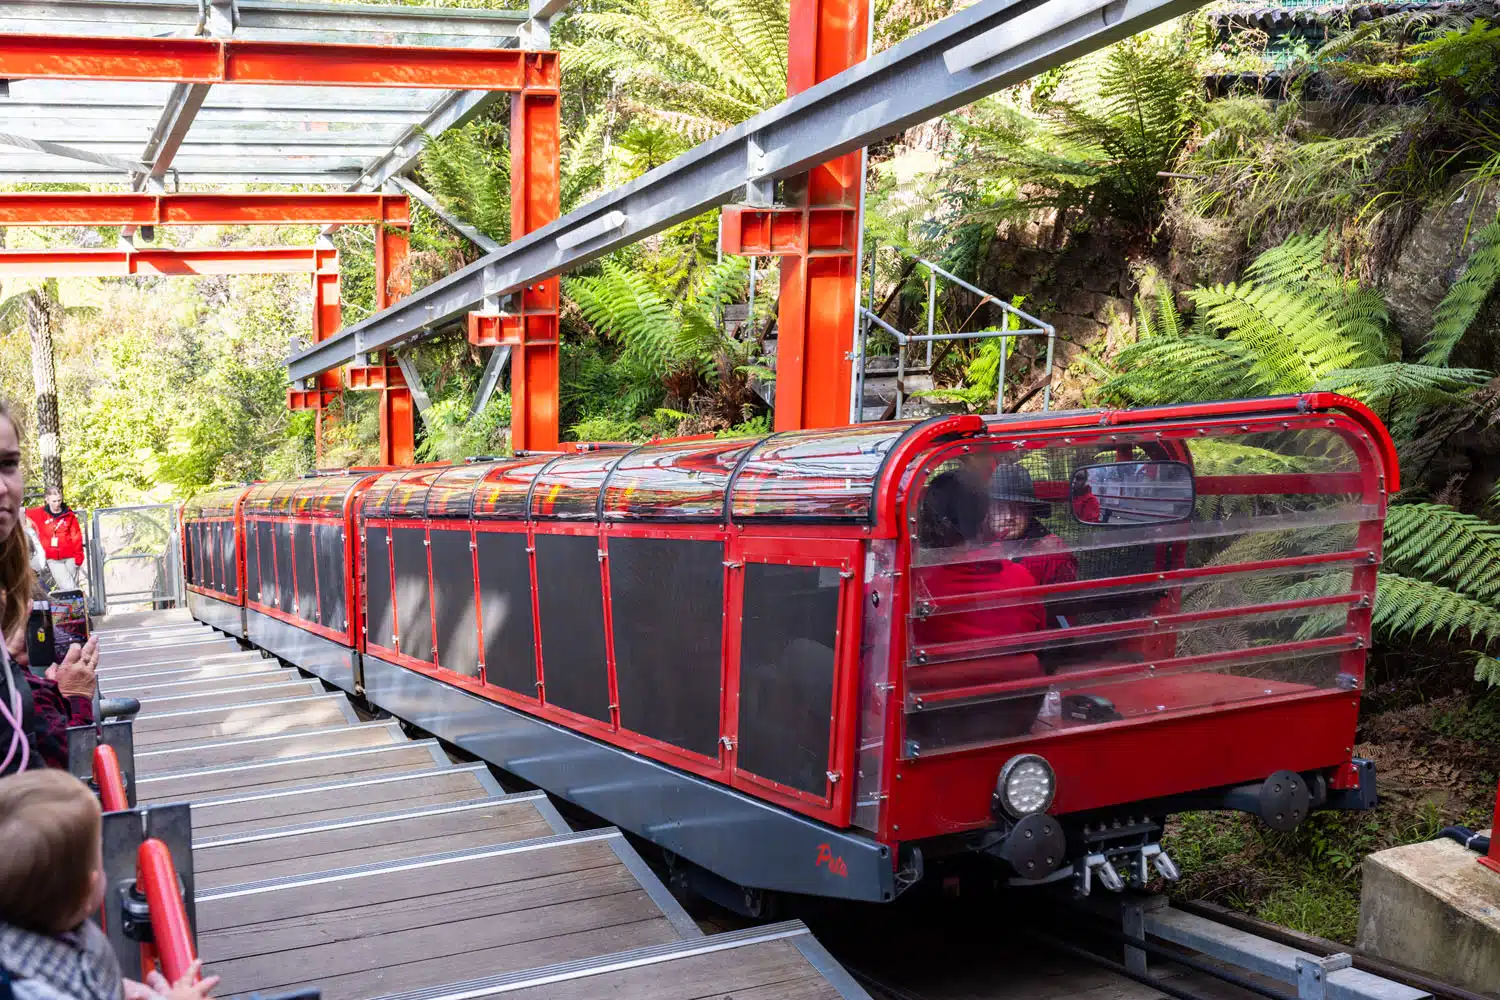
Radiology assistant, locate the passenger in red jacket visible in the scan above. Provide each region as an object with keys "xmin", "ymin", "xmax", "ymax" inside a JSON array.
[
  {"xmin": 911, "ymin": 470, "xmax": 1046, "ymax": 740},
  {"xmin": 988, "ymin": 463, "xmax": 1078, "ymax": 589},
  {"xmin": 26, "ymin": 489, "xmax": 83, "ymax": 593}
]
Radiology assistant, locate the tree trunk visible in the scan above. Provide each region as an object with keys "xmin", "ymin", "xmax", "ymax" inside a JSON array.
[{"xmin": 26, "ymin": 291, "xmax": 62, "ymax": 494}]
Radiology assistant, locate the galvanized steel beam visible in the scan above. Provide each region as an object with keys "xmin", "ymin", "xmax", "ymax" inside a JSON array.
[
  {"xmin": 0, "ymin": 131, "xmax": 147, "ymax": 175},
  {"xmin": 288, "ymin": 0, "xmax": 1194, "ymax": 382}
]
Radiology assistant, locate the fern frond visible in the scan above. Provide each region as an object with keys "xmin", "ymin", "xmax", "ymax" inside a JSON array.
[
  {"xmin": 1422, "ymin": 220, "xmax": 1500, "ymax": 365},
  {"xmin": 1374, "ymin": 571, "xmax": 1500, "ymax": 647},
  {"xmin": 1095, "ymin": 333, "xmax": 1257, "ymax": 406},
  {"xmin": 1383, "ymin": 502, "xmax": 1500, "ymax": 602}
]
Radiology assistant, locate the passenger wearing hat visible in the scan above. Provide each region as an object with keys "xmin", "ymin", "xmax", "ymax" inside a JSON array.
[{"xmin": 987, "ymin": 463, "xmax": 1078, "ymax": 588}]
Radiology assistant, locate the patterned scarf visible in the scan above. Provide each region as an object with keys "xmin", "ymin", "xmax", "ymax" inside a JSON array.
[{"xmin": 0, "ymin": 921, "xmax": 120, "ymax": 1000}]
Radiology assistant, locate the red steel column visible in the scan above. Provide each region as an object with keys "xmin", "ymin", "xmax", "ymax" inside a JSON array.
[
  {"xmin": 375, "ymin": 215, "xmax": 415, "ymax": 466},
  {"xmin": 312, "ymin": 246, "xmax": 343, "ymax": 460},
  {"xmin": 506, "ymin": 52, "xmax": 562, "ymax": 453},
  {"xmin": 1482, "ymin": 777, "xmax": 1500, "ymax": 875},
  {"xmin": 774, "ymin": 0, "xmax": 868, "ymax": 431}
]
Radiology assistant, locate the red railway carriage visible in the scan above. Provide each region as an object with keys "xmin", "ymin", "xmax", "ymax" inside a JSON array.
[{"xmin": 182, "ymin": 394, "xmax": 1392, "ymax": 905}]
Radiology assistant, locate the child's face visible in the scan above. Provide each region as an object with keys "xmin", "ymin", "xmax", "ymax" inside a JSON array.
[{"xmin": 990, "ymin": 501, "xmax": 1029, "ymax": 541}]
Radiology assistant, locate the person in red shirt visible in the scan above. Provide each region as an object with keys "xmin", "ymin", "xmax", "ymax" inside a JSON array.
[
  {"xmin": 988, "ymin": 463, "xmax": 1078, "ymax": 590},
  {"xmin": 911, "ymin": 470, "xmax": 1047, "ymax": 741},
  {"xmin": 26, "ymin": 488, "xmax": 83, "ymax": 593}
]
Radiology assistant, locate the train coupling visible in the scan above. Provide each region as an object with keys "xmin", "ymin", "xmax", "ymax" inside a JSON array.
[{"xmin": 1073, "ymin": 842, "xmax": 1180, "ymax": 897}]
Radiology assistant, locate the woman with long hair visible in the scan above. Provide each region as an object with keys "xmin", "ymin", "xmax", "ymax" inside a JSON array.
[
  {"xmin": 0, "ymin": 398, "xmax": 39, "ymax": 775},
  {"xmin": 0, "ymin": 400, "xmax": 97, "ymax": 776}
]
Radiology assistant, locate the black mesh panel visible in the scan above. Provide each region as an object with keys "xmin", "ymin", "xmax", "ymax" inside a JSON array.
[
  {"xmin": 610, "ymin": 537, "xmax": 723, "ymax": 757},
  {"xmin": 256, "ymin": 521, "xmax": 276, "ymax": 607},
  {"xmin": 315, "ymin": 523, "xmax": 347, "ymax": 632},
  {"xmin": 364, "ymin": 527, "xmax": 394, "ymax": 649},
  {"xmin": 476, "ymin": 531, "xmax": 536, "ymax": 696},
  {"xmin": 221, "ymin": 523, "xmax": 238, "ymax": 598},
  {"xmin": 293, "ymin": 523, "xmax": 317, "ymax": 622},
  {"xmin": 275, "ymin": 522, "xmax": 295, "ymax": 614},
  {"xmin": 391, "ymin": 527, "xmax": 434, "ymax": 664},
  {"xmin": 430, "ymin": 529, "xmax": 479, "ymax": 677},
  {"xmin": 737, "ymin": 562, "xmax": 840, "ymax": 797},
  {"xmin": 203, "ymin": 523, "xmax": 217, "ymax": 591},
  {"xmin": 535, "ymin": 533, "xmax": 610, "ymax": 722},
  {"xmin": 245, "ymin": 521, "xmax": 259, "ymax": 599}
]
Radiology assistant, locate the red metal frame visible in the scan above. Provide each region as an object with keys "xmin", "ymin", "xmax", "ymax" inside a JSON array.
[
  {"xmin": 0, "ymin": 34, "xmax": 556, "ymax": 90},
  {"xmin": 0, "ymin": 193, "xmax": 408, "ymax": 228},
  {"xmin": 184, "ymin": 515, "xmax": 242, "ymax": 605},
  {"xmin": 720, "ymin": 0, "xmax": 868, "ymax": 432},
  {"xmin": 0, "ymin": 246, "xmax": 329, "ymax": 277},
  {"xmin": 466, "ymin": 57, "xmax": 562, "ymax": 452},
  {"xmin": 93, "ymin": 744, "xmax": 129, "ymax": 812},
  {"xmin": 343, "ymin": 216, "xmax": 416, "ymax": 465},
  {"xmin": 136, "ymin": 839, "xmax": 198, "ymax": 985}
]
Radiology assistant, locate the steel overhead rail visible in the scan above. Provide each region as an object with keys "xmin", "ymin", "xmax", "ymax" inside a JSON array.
[
  {"xmin": 0, "ymin": 193, "xmax": 410, "ymax": 228},
  {"xmin": 287, "ymin": 0, "xmax": 1195, "ymax": 383}
]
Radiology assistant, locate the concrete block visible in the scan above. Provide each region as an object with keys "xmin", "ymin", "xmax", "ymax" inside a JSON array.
[{"xmin": 1357, "ymin": 832, "xmax": 1500, "ymax": 996}]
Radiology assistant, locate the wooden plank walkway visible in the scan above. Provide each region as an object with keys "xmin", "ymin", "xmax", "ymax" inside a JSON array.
[{"xmin": 96, "ymin": 611, "xmax": 867, "ymax": 1000}]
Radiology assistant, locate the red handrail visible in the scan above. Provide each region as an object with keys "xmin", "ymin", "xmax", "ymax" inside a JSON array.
[
  {"xmin": 137, "ymin": 838, "xmax": 198, "ymax": 984},
  {"xmin": 93, "ymin": 744, "xmax": 129, "ymax": 812}
]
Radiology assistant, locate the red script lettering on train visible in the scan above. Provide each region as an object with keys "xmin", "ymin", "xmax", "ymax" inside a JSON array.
[{"xmin": 815, "ymin": 843, "xmax": 848, "ymax": 877}]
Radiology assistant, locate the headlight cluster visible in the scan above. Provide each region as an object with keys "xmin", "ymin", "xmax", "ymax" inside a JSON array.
[{"xmin": 996, "ymin": 754, "xmax": 1055, "ymax": 818}]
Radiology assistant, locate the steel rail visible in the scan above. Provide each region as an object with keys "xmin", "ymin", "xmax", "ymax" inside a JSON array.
[{"xmin": 287, "ymin": 0, "xmax": 1197, "ymax": 382}]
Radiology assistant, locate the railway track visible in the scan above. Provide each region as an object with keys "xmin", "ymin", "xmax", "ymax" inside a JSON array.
[{"xmin": 93, "ymin": 610, "xmax": 868, "ymax": 1000}]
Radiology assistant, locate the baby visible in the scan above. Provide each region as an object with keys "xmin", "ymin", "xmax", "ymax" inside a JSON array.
[{"xmin": 0, "ymin": 770, "xmax": 219, "ymax": 1000}]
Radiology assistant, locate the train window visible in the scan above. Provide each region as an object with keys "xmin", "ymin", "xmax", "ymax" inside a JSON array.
[
  {"xmin": 610, "ymin": 537, "xmax": 724, "ymax": 758},
  {"xmin": 256, "ymin": 521, "xmax": 276, "ymax": 607},
  {"xmin": 361, "ymin": 471, "xmax": 405, "ymax": 520},
  {"xmin": 534, "ymin": 533, "xmax": 611, "ymax": 722},
  {"xmin": 364, "ymin": 526, "xmax": 396, "ymax": 651},
  {"xmin": 473, "ymin": 458, "xmax": 549, "ymax": 520},
  {"xmin": 903, "ymin": 422, "xmax": 1378, "ymax": 754},
  {"xmin": 601, "ymin": 438, "xmax": 756, "ymax": 522},
  {"xmin": 314, "ymin": 523, "xmax": 346, "ymax": 632},
  {"xmin": 730, "ymin": 424, "xmax": 906, "ymax": 523},
  {"xmin": 476, "ymin": 531, "xmax": 536, "ymax": 696},
  {"xmin": 294, "ymin": 474, "xmax": 368, "ymax": 518},
  {"xmin": 530, "ymin": 451, "xmax": 630, "ymax": 521},
  {"xmin": 389, "ymin": 469, "xmax": 440, "ymax": 521},
  {"xmin": 391, "ymin": 528, "xmax": 434, "ymax": 663},
  {"xmin": 736, "ymin": 562, "xmax": 841, "ymax": 797},
  {"xmin": 430, "ymin": 528, "xmax": 480, "ymax": 678},
  {"xmin": 275, "ymin": 521, "xmax": 295, "ymax": 615},
  {"xmin": 220, "ymin": 522, "xmax": 238, "ymax": 599},
  {"xmin": 427, "ymin": 464, "xmax": 491, "ymax": 520},
  {"xmin": 293, "ymin": 523, "xmax": 317, "ymax": 622}
]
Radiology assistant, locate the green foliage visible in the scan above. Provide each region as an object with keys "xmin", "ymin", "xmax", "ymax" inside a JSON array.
[
  {"xmin": 418, "ymin": 121, "xmax": 512, "ymax": 243},
  {"xmin": 415, "ymin": 393, "xmax": 513, "ymax": 463},
  {"xmin": 1384, "ymin": 503, "xmax": 1500, "ymax": 602},
  {"xmin": 949, "ymin": 32, "xmax": 1201, "ymax": 229},
  {"xmin": 1423, "ymin": 220, "xmax": 1500, "ymax": 364},
  {"xmin": 1375, "ymin": 571, "xmax": 1500, "ymax": 647},
  {"xmin": 564, "ymin": 0, "xmax": 787, "ymax": 141}
]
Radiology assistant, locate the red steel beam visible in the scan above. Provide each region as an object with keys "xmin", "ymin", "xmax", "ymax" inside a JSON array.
[
  {"xmin": 772, "ymin": 0, "xmax": 869, "ymax": 432},
  {"xmin": 0, "ymin": 246, "xmax": 333, "ymax": 277},
  {"xmin": 0, "ymin": 193, "xmax": 409, "ymax": 228},
  {"xmin": 0, "ymin": 34, "xmax": 559, "ymax": 91}
]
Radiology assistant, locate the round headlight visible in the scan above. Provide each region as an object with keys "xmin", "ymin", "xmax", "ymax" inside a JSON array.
[{"xmin": 997, "ymin": 754, "xmax": 1055, "ymax": 818}]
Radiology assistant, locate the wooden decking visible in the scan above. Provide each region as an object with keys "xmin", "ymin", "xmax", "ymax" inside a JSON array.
[{"xmin": 96, "ymin": 612, "xmax": 865, "ymax": 1000}]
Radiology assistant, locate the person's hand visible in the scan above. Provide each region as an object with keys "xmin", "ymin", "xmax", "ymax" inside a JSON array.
[
  {"xmin": 45, "ymin": 642, "xmax": 95, "ymax": 698},
  {"xmin": 123, "ymin": 979, "xmax": 157, "ymax": 1000},
  {"xmin": 145, "ymin": 962, "xmax": 220, "ymax": 1000},
  {"xmin": 78, "ymin": 634, "xmax": 99, "ymax": 674}
]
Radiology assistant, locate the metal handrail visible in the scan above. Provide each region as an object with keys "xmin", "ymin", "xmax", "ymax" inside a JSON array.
[
  {"xmin": 137, "ymin": 838, "xmax": 199, "ymax": 985},
  {"xmin": 93, "ymin": 744, "xmax": 130, "ymax": 813},
  {"xmin": 854, "ymin": 245, "xmax": 1058, "ymax": 422}
]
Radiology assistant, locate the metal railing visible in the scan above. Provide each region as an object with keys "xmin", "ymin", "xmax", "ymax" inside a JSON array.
[
  {"xmin": 853, "ymin": 247, "xmax": 1057, "ymax": 422},
  {"xmin": 86, "ymin": 504, "xmax": 183, "ymax": 615}
]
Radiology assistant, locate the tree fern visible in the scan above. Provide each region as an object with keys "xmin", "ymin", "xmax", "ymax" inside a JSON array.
[
  {"xmin": 1422, "ymin": 220, "xmax": 1500, "ymax": 365},
  {"xmin": 1374, "ymin": 571, "xmax": 1500, "ymax": 648},
  {"xmin": 1383, "ymin": 502, "xmax": 1500, "ymax": 603}
]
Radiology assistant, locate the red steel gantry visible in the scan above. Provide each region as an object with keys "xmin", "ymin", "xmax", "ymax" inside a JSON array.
[{"xmin": 0, "ymin": 33, "xmax": 560, "ymax": 463}]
